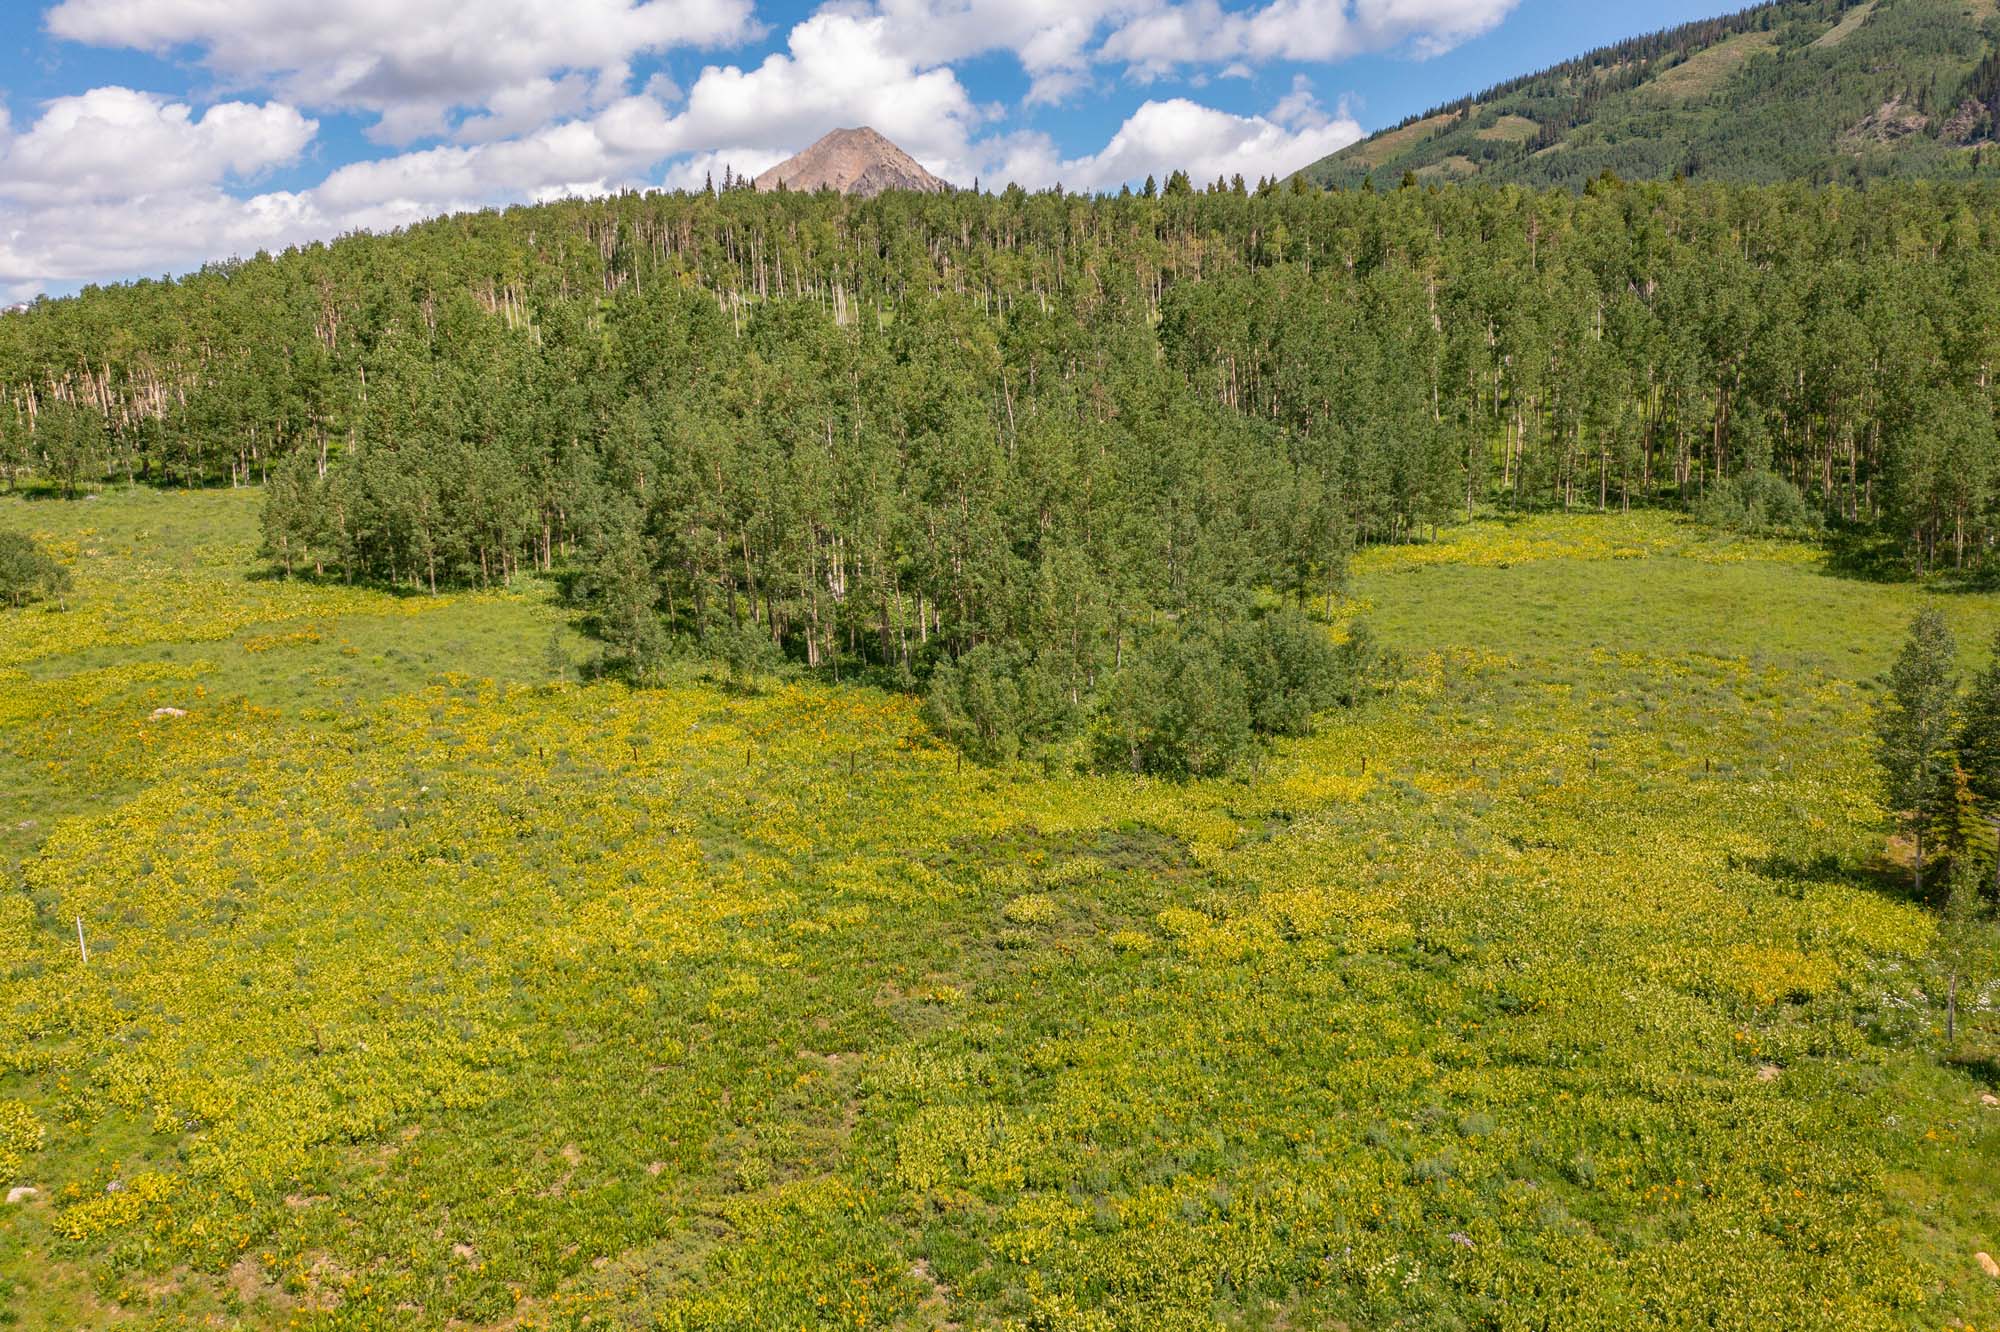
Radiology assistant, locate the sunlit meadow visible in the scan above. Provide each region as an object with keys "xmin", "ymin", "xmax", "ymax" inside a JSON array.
[{"xmin": 0, "ymin": 489, "xmax": 1995, "ymax": 1330}]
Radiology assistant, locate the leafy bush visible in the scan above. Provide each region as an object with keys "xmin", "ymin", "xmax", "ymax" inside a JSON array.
[
  {"xmin": 931, "ymin": 610, "xmax": 1396, "ymax": 777},
  {"xmin": 924, "ymin": 644, "xmax": 1024, "ymax": 765},
  {"xmin": 577, "ymin": 512, "xmax": 665, "ymax": 681},
  {"xmin": 1695, "ymin": 469, "xmax": 1822, "ymax": 536},
  {"xmin": 707, "ymin": 614, "xmax": 784, "ymax": 692},
  {"xmin": 1093, "ymin": 634, "xmax": 1255, "ymax": 778},
  {"xmin": 924, "ymin": 645, "xmax": 1080, "ymax": 765},
  {"xmin": 1232, "ymin": 608, "xmax": 1346, "ymax": 738},
  {"xmin": 0, "ymin": 530, "xmax": 69, "ymax": 609}
]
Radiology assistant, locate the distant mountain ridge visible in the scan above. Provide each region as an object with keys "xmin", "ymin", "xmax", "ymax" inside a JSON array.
[
  {"xmin": 754, "ymin": 128, "xmax": 951, "ymax": 197},
  {"xmin": 1296, "ymin": 0, "xmax": 2000, "ymax": 189}
]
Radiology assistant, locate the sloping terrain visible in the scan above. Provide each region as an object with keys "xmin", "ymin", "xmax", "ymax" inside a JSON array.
[
  {"xmin": 753, "ymin": 127, "xmax": 951, "ymax": 196},
  {"xmin": 1299, "ymin": 0, "xmax": 2000, "ymax": 189}
]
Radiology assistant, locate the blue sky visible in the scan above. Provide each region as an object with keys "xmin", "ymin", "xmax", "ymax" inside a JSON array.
[{"xmin": 0, "ymin": 1, "xmax": 1739, "ymax": 298}]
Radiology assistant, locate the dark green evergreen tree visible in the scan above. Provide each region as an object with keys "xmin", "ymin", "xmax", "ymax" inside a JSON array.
[
  {"xmin": 581, "ymin": 510, "xmax": 666, "ymax": 683},
  {"xmin": 1877, "ymin": 608, "xmax": 1961, "ymax": 895}
]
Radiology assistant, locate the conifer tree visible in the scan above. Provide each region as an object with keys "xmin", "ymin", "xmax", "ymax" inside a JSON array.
[
  {"xmin": 1877, "ymin": 608, "xmax": 1961, "ymax": 895},
  {"xmin": 581, "ymin": 510, "xmax": 665, "ymax": 683},
  {"xmin": 1956, "ymin": 628, "xmax": 2000, "ymax": 891}
]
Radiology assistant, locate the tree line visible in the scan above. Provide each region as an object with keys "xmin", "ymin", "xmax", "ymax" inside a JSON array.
[{"xmin": 9, "ymin": 178, "xmax": 2000, "ymax": 761}]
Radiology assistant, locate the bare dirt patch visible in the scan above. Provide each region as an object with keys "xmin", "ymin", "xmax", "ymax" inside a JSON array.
[
  {"xmin": 908, "ymin": 1258, "xmax": 961, "ymax": 1331},
  {"xmin": 1842, "ymin": 96, "xmax": 1931, "ymax": 150},
  {"xmin": 227, "ymin": 1254, "xmax": 292, "ymax": 1311}
]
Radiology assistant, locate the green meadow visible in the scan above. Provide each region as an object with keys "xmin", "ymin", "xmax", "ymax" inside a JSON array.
[{"xmin": 0, "ymin": 487, "xmax": 1994, "ymax": 1330}]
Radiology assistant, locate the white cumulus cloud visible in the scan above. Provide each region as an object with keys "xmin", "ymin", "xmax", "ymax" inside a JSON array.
[
  {"xmin": 669, "ymin": 13, "xmax": 982, "ymax": 176},
  {"xmin": 44, "ymin": 0, "xmax": 759, "ymax": 142},
  {"xmin": 264, "ymin": 12, "xmax": 986, "ymax": 223},
  {"xmin": 831, "ymin": 0, "xmax": 1520, "ymax": 93},
  {"xmin": 984, "ymin": 84, "xmax": 1361, "ymax": 193},
  {"xmin": 0, "ymin": 88, "xmax": 319, "ymax": 295},
  {"xmin": 1101, "ymin": 0, "xmax": 1520, "ymax": 75},
  {"xmin": 0, "ymin": 87, "xmax": 316, "ymax": 206},
  {"xmin": 835, "ymin": 0, "xmax": 1133, "ymax": 104}
]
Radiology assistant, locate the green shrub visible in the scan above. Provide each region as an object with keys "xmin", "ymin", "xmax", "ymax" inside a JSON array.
[
  {"xmin": 0, "ymin": 530, "xmax": 69, "ymax": 609},
  {"xmin": 1230, "ymin": 607, "xmax": 1345, "ymax": 737},
  {"xmin": 1093, "ymin": 633, "xmax": 1254, "ymax": 778},
  {"xmin": 1695, "ymin": 469, "xmax": 1822, "ymax": 536},
  {"xmin": 708, "ymin": 615, "xmax": 783, "ymax": 692},
  {"xmin": 1087, "ymin": 613, "xmax": 1392, "ymax": 779},
  {"xmin": 1332, "ymin": 619, "xmax": 1398, "ymax": 707},
  {"xmin": 577, "ymin": 511, "xmax": 665, "ymax": 681},
  {"xmin": 925, "ymin": 644, "xmax": 1024, "ymax": 764},
  {"xmin": 925, "ymin": 645, "xmax": 1080, "ymax": 765}
]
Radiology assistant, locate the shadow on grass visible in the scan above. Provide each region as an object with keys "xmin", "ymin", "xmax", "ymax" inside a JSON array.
[
  {"xmin": 1737, "ymin": 847, "xmax": 1934, "ymax": 907},
  {"xmin": 243, "ymin": 557, "xmax": 584, "ymax": 601},
  {"xmin": 1818, "ymin": 527, "xmax": 1912, "ymax": 585},
  {"xmin": 6, "ymin": 477, "xmax": 254, "ymax": 503},
  {"xmin": 1920, "ymin": 564, "xmax": 2000, "ymax": 595},
  {"xmin": 240, "ymin": 565, "xmax": 446, "ymax": 599},
  {"xmin": 6, "ymin": 480, "xmax": 99, "ymax": 503},
  {"xmin": 1818, "ymin": 523, "xmax": 2000, "ymax": 594},
  {"xmin": 1945, "ymin": 1047, "xmax": 2000, "ymax": 1089}
]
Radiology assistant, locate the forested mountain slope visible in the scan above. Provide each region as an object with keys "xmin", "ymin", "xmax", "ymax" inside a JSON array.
[
  {"xmin": 1298, "ymin": 0, "xmax": 2000, "ymax": 189},
  {"xmin": 8, "ymin": 178, "xmax": 2000, "ymax": 755}
]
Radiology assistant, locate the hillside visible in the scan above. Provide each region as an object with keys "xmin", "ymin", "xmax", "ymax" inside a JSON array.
[{"xmin": 1298, "ymin": 0, "xmax": 2000, "ymax": 189}]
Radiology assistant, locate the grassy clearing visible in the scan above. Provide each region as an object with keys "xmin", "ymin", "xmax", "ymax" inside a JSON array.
[
  {"xmin": 1417, "ymin": 155, "xmax": 1481, "ymax": 180},
  {"xmin": 1337, "ymin": 112, "xmax": 1459, "ymax": 168},
  {"xmin": 0, "ymin": 489, "xmax": 579, "ymax": 885},
  {"xmin": 1813, "ymin": 0, "xmax": 1880, "ymax": 48},
  {"xmin": 0, "ymin": 491, "xmax": 1995, "ymax": 1330},
  {"xmin": 1643, "ymin": 30, "xmax": 1780, "ymax": 102},
  {"xmin": 1474, "ymin": 114, "xmax": 1540, "ymax": 143}
]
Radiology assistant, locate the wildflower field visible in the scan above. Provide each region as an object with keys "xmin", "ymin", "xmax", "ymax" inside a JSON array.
[{"xmin": 0, "ymin": 490, "xmax": 1996, "ymax": 1330}]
